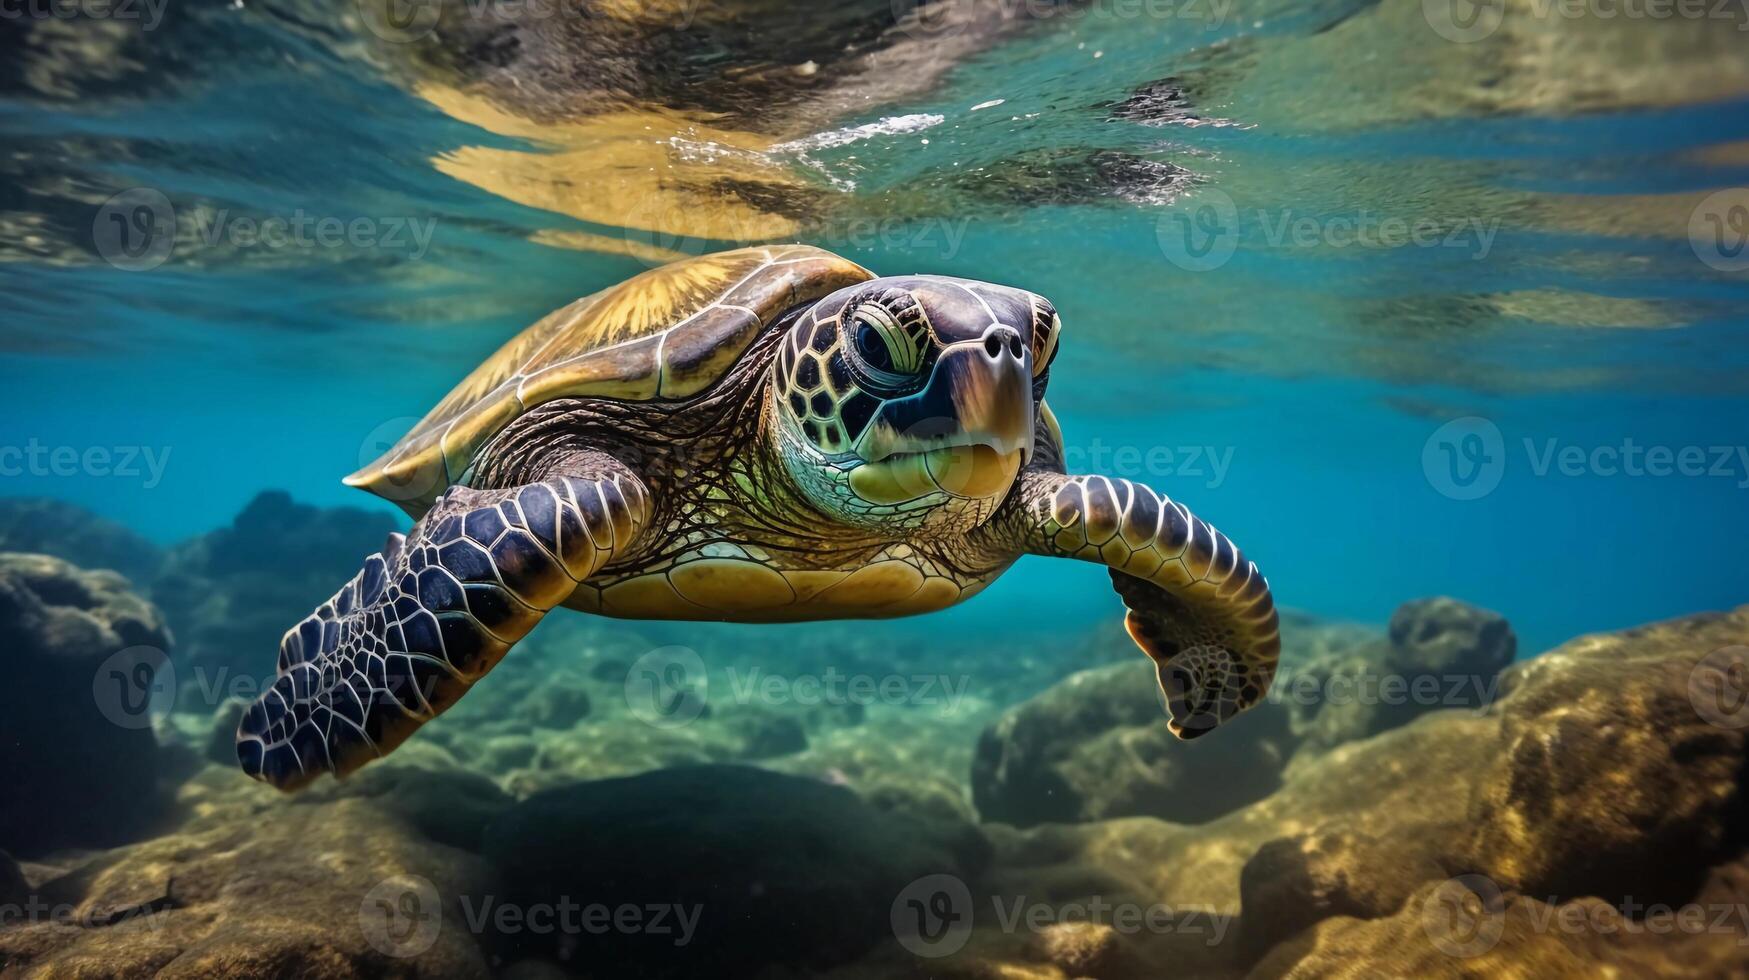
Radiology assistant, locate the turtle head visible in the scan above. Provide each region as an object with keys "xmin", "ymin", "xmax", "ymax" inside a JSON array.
[{"xmin": 766, "ymin": 275, "xmax": 1061, "ymax": 535}]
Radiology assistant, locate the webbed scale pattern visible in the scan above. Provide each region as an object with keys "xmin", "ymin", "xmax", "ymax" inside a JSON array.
[
  {"xmin": 238, "ymin": 471, "xmax": 651, "ymax": 790},
  {"xmin": 1026, "ymin": 472, "xmax": 1281, "ymax": 737}
]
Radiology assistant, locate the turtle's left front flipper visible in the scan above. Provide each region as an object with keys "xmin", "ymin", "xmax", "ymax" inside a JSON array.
[
  {"xmin": 1013, "ymin": 471, "xmax": 1280, "ymax": 738},
  {"xmin": 236, "ymin": 465, "xmax": 651, "ymax": 790}
]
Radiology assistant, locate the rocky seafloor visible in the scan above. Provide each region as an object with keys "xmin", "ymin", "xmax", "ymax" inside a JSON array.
[{"xmin": 1, "ymin": 494, "xmax": 1746, "ymax": 978}]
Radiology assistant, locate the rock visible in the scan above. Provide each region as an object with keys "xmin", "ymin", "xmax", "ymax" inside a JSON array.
[
  {"xmin": 0, "ymin": 769, "xmax": 494, "ymax": 978},
  {"xmin": 0, "ymin": 553, "xmax": 177, "ymax": 855},
  {"xmin": 0, "ymin": 849, "xmax": 28, "ymax": 909},
  {"xmin": 1030, "ymin": 920, "xmax": 1143, "ymax": 976},
  {"xmin": 959, "ymin": 605, "xmax": 1749, "ymax": 979},
  {"xmin": 1386, "ymin": 598, "xmax": 1516, "ymax": 673},
  {"xmin": 1236, "ymin": 830, "xmax": 1443, "ymax": 963},
  {"xmin": 205, "ymin": 697, "xmax": 249, "ymax": 767},
  {"xmin": 525, "ymin": 679, "xmax": 592, "ymax": 730},
  {"xmin": 1251, "ymin": 858, "xmax": 1749, "ymax": 979},
  {"xmin": 972, "ymin": 660, "xmax": 1297, "ymax": 827},
  {"xmin": 485, "ymin": 764, "xmax": 986, "ymax": 975},
  {"xmin": 1459, "ymin": 615, "xmax": 1746, "ymax": 904},
  {"xmin": 480, "ymin": 734, "xmax": 540, "ymax": 771},
  {"xmin": 719, "ymin": 704, "xmax": 808, "ymax": 759},
  {"xmin": 152, "ymin": 491, "xmax": 398, "ymax": 685},
  {"xmin": 1283, "ymin": 597, "xmax": 1514, "ymax": 754},
  {"xmin": 0, "ymin": 498, "xmax": 163, "ymax": 584},
  {"xmin": 304, "ymin": 763, "xmax": 513, "ymax": 855}
]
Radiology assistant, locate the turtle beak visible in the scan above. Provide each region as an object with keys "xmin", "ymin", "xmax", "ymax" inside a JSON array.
[{"xmin": 849, "ymin": 325, "xmax": 1034, "ymax": 504}]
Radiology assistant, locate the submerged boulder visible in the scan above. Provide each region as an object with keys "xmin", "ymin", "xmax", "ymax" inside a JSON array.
[
  {"xmin": 0, "ymin": 769, "xmax": 494, "ymax": 978},
  {"xmin": 486, "ymin": 764, "xmax": 988, "ymax": 975},
  {"xmin": 950, "ymin": 605, "xmax": 1749, "ymax": 978},
  {"xmin": 1283, "ymin": 597, "xmax": 1515, "ymax": 755},
  {"xmin": 152, "ymin": 490, "xmax": 398, "ymax": 685},
  {"xmin": 971, "ymin": 660, "xmax": 1296, "ymax": 828},
  {"xmin": 0, "ymin": 553, "xmax": 178, "ymax": 855},
  {"xmin": 0, "ymin": 497, "xmax": 163, "ymax": 584}
]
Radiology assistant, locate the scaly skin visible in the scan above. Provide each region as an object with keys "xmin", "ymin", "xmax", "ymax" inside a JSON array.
[{"xmin": 239, "ymin": 268, "xmax": 1279, "ymax": 789}]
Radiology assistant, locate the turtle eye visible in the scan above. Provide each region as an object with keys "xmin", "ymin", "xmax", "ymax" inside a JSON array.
[{"xmin": 845, "ymin": 303, "xmax": 924, "ymax": 391}]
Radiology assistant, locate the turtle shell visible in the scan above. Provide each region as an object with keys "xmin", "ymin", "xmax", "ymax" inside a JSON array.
[{"xmin": 347, "ymin": 244, "xmax": 873, "ymax": 515}]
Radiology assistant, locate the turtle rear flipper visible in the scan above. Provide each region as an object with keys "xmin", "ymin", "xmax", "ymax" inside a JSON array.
[{"xmin": 237, "ymin": 469, "xmax": 650, "ymax": 790}]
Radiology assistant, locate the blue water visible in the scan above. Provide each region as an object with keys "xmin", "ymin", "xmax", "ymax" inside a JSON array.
[{"xmin": 4, "ymin": 0, "xmax": 1749, "ymax": 657}]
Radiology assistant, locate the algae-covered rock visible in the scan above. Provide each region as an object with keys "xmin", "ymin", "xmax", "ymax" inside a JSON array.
[
  {"xmin": 486, "ymin": 764, "xmax": 988, "ymax": 975},
  {"xmin": 949, "ymin": 605, "xmax": 1749, "ymax": 979},
  {"xmin": 0, "ymin": 497, "xmax": 163, "ymax": 584},
  {"xmin": 1460, "ymin": 614, "xmax": 1747, "ymax": 904},
  {"xmin": 0, "ymin": 849, "xmax": 28, "ymax": 909},
  {"xmin": 0, "ymin": 769, "xmax": 494, "ymax": 978},
  {"xmin": 0, "ymin": 553, "xmax": 178, "ymax": 855},
  {"xmin": 152, "ymin": 490, "xmax": 398, "ymax": 685},
  {"xmin": 971, "ymin": 660, "xmax": 1297, "ymax": 827},
  {"xmin": 1283, "ymin": 597, "xmax": 1514, "ymax": 755}
]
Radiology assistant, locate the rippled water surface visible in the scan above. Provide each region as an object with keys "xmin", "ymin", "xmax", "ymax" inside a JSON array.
[{"xmin": 5, "ymin": 0, "xmax": 1749, "ymax": 648}]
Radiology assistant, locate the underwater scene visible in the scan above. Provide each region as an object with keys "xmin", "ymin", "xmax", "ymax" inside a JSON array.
[{"xmin": 4, "ymin": 0, "xmax": 1749, "ymax": 975}]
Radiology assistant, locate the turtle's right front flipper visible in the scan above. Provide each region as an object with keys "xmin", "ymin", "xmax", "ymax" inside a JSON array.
[{"xmin": 236, "ymin": 468, "xmax": 651, "ymax": 790}]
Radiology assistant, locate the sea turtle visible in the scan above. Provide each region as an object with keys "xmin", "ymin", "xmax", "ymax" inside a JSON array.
[{"xmin": 237, "ymin": 245, "xmax": 1281, "ymax": 790}]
